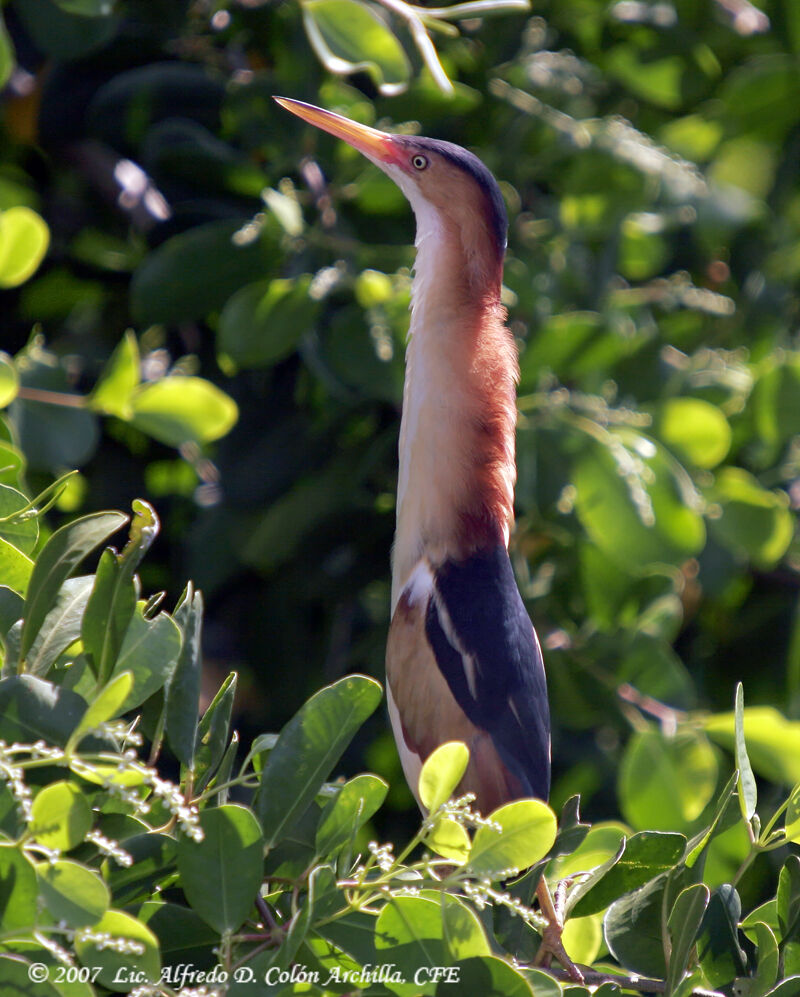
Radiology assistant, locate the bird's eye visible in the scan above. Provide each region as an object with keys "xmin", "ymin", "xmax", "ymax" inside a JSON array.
[{"xmin": 411, "ymin": 154, "xmax": 429, "ymax": 171}]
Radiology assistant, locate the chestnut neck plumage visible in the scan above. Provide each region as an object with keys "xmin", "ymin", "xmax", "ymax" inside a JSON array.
[{"xmin": 390, "ymin": 195, "xmax": 519, "ymax": 611}]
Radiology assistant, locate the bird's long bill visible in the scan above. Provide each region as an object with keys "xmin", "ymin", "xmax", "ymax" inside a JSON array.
[{"xmin": 274, "ymin": 97, "xmax": 401, "ymax": 166}]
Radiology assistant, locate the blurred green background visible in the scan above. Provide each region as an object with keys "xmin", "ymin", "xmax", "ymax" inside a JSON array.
[{"xmin": 1, "ymin": 0, "xmax": 799, "ymax": 872}]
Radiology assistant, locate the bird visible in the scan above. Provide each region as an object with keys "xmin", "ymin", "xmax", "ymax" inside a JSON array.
[{"xmin": 275, "ymin": 97, "xmax": 578, "ymax": 979}]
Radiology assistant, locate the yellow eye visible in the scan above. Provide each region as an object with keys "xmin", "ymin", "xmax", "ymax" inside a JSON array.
[{"xmin": 412, "ymin": 154, "xmax": 429, "ymax": 171}]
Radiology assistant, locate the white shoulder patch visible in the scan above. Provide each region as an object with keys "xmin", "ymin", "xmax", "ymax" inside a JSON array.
[{"xmin": 403, "ymin": 559, "xmax": 435, "ymax": 608}]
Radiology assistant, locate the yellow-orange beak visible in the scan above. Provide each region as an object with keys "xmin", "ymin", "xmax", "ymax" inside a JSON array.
[{"xmin": 274, "ymin": 97, "xmax": 402, "ymax": 167}]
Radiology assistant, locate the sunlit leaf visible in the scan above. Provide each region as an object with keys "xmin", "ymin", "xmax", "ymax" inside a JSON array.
[{"xmin": 0, "ymin": 207, "xmax": 50, "ymax": 288}]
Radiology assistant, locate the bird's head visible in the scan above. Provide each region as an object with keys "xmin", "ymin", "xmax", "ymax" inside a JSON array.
[{"xmin": 275, "ymin": 98, "xmax": 507, "ymax": 295}]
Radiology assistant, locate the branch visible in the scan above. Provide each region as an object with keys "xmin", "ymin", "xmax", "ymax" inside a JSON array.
[{"xmin": 541, "ymin": 966, "xmax": 724, "ymax": 997}]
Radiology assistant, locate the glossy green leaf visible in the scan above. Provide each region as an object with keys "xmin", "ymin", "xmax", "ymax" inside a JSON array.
[
  {"xmin": 0, "ymin": 584, "xmax": 23, "ymax": 634},
  {"xmin": 218, "ymin": 276, "xmax": 318, "ymax": 371},
  {"xmin": 419, "ymin": 741, "xmax": 469, "ymax": 813},
  {"xmin": 426, "ymin": 816, "xmax": 472, "ymax": 863},
  {"xmin": 30, "ymin": 781, "xmax": 92, "ymax": 851},
  {"xmin": 302, "ymin": 0, "xmax": 411, "ymax": 96},
  {"xmin": 778, "ymin": 855, "xmax": 800, "ymax": 941},
  {"xmin": 562, "ymin": 913, "xmax": 604, "ymax": 966},
  {"xmin": 572, "ymin": 830, "xmax": 685, "ymax": 917},
  {"xmin": 165, "ymin": 583, "xmax": 202, "ymax": 768},
  {"xmin": 604, "ymin": 871, "xmax": 669, "ymax": 977},
  {"xmin": 0, "ymin": 535, "xmax": 34, "ymax": 595},
  {"xmin": 139, "ymin": 901, "xmax": 219, "ymax": 971},
  {"xmin": 75, "ymin": 909, "xmax": 161, "ymax": 989},
  {"xmin": 0, "ymin": 843, "xmax": 37, "ymax": 929},
  {"xmin": 754, "ymin": 355, "xmax": 800, "ymax": 448},
  {"xmin": 66, "ymin": 671, "xmax": 133, "ymax": 751},
  {"xmin": 0, "ymin": 483, "xmax": 38, "ymax": 554},
  {"xmin": 708, "ymin": 468, "xmax": 793, "ymax": 568},
  {"xmin": 618, "ymin": 215, "xmax": 669, "ymax": 281},
  {"xmin": 467, "ymin": 799, "xmax": 557, "ymax": 877},
  {"xmin": 704, "ymin": 707, "xmax": 800, "ymax": 786},
  {"xmin": 37, "ymin": 859, "xmax": 110, "ymax": 928},
  {"xmin": 0, "ymin": 675, "xmax": 92, "ymax": 747},
  {"xmin": 656, "ymin": 397, "xmax": 731, "ymax": 469},
  {"xmin": 618, "ymin": 727, "xmax": 718, "ymax": 831},
  {"xmin": 696, "ymin": 884, "xmax": 745, "ymax": 988},
  {"xmin": 26, "ymin": 576, "xmax": 93, "ymax": 677},
  {"xmin": 89, "ymin": 331, "xmax": 140, "ymax": 419},
  {"xmin": 440, "ymin": 957, "xmax": 534, "ymax": 996},
  {"xmin": 130, "ymin": 218, "xmax": 274, "ymax": 325},
  {"xmin": 105, "ymin": 608, "xmax": 181, "ymax": 711},
  {"xmin": 257, "ymin": 674, "xmax": 382, "ymax": 846},
  {"xmin": 194, "ymin": 671, "xmax": 236, "ymax": 793},
  {"xmin": 83, "ymin": 500, "xmax": 157, "ymax": 685},
  {"xmin": 374, "ymin": 896, "xmax": 446, "ymax": 997},
  {"xmin": 752, "ymin": 922, "xmax": 780, "ymax": 995},
  {"xmin": 573, "ymin": 431, "xmax": 705, "ymax": 573},
  {"xmin": 667, "ymin": 884, "xmax": 710, "ymax": 996},
  {"xmin": 177, "ymin": 804, "xmax": 264, "ymax": 934},
  {"xmin": 129, "ymin": 376, "xmax": 238, "ymax": 447},
  {"xmin": 0, "ymin": 207, "xmax": 50, "ymax": 288},
  {"xmin": 106, "ymin": 833, "xmax": 177, "ymax": 907},
  {"xmin": 316, "ymin": 773, "xmax": 388, "ymax": 856},
  {"xmin": 20, "ymin": 510, "xmax": 127, "ymax": 659},
  {"xmin": 0, "ymin": 955, "xmax": 61, "ymax": 996},
  {"xmin": 786, "ymin": 786, "xmax": 800, "ymax": 843},
  {"xmin": 0, "ymin": 353, "xmax": 19, "ymax": 408}
]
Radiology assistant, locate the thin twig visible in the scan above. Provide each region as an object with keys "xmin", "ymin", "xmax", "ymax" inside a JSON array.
[
  {"xmin": 16, "ymin": 386, "xmax": 87, "ymax": 408},
  {"xmin": 373, "ymin": 0, "xmax": 455, "ymax": 94}
]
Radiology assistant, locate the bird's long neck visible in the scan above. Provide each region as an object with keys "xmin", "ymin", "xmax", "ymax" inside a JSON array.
[{"xmin": 391, "ymin": 208, "xmax": 518, "ymax": 610}]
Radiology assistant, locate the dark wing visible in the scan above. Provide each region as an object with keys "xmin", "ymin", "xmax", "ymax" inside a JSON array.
[{"xmin": 425, "ymin": 544, "xmax": 550, "ymax": 800}]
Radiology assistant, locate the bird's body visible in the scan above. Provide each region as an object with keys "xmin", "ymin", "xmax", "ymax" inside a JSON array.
[{"xmin": 275, "ymin": 98, "xmax": 550, "ymax": 817}]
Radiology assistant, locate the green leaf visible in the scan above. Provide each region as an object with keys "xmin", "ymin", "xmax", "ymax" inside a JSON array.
[
  {"xmin": 0, "ymin": 675, "xmax": 98, "ymax": 748},
  {"xmin": 685, "ymin": 769, "xmax": 739, "ymax": 868},
  {"xmin": 618, "ymin": 726, "xmax": 718, "ymax": 831},
  {"xmin": 467, "ymin": 799, "xmax": 557, "ymax": 878},
  {"xmin": 66, "ymin": 671, "xmax": 133, "ymax": 752},
  {"xmin": 218, "ymin": 277, "xmax": 319, "ymax": 371},
  {"xmin": 0, "ymin": 483, "xmax": 38, "ymax": 554},
  {"xmin": 0, "ymin": 535, "xmax": 34, "ymax": 595},
  {"xmin": 0, "ymin": 584, "xmax": 23, "ymax": 634},
  {"xmin": 754, "ymin": 355, "xmax": 800, "ymax": 449},
  {"xmin": 697, "ymin": 884, "xmax": 745, "ymax": 988},
  {"xmin": 315, "ymin": 773, "xmax": 388, "ymax": 856},
  {"xmin": 165, "ymin": 583, "xmax": 203, "ymax": 768},
  {"xmin": 0, "ymin": 353, "xmax": 19, "ymax": 408},
  {"xmin": 75, "ymin": 909, "xmax": 161, "ymax": 989},
  {"xmin": 83, "ymin": 500, "xmax": 158, "ymax": 685},
  {"xmin": 752, "ymin": 922, "xmax": 780, "ymax": 996},
  {"xmin": 20, "ymin": 510, "xmax": 127, "ymax": 660},
  {"xmin": 735, "ymin": 682, "xmax": 757, "ymax": 822},
  {"xmin": 89, "ymin": 331, "xmax": 140, "ymax": 419},
  {"xmin": 36, "ymin": 859, "xmax": 110, "ymax": 928},
  {"xmin": 667, "ymin": 884, "xmax": 710, "ymax": 996},
  {"xmin": 572, "ymin": 431, "xmax": 705, "ymax": 574},
  {"xmin": 26, "ymin": 576, "xmax": 93, "ymax": 677},
  {"xmin": 0, "ymin": 843, "xmax": 37, "ymax": 929},
  {"xmin": 0, "ymin": 12, "xmax": 14, "ymax": 90},
  {"xmin": 426, "ymin": 816, "xmax": 472, "ymax": 863},
  {"xmin": 0, "ymin": 206, "xmax": 50, "ymax": 288},
  {"xmin": 604, "ymin": 871, "xmax": 669, "ymax": 977},
  {"xmin": 438, "ymin": 956, "xmax": 534, "ymax": 996},
  {"xmin": 419, "ymin": 741, "xmax": 470, "ymax": 813},
  {"xmin": 374, "ymin": 896, "xmax": 446, "ymax": 996},
  {"xmin": 708, "ymin": 468, "xmax": 794, "ymax": 568},
  {"xmin": 562, "ymin": 913, "xmax": 604, "ymax": 967},
  {"xmin": 176, "ymin": 804, "xmax": 264, "ymax": 934},
  {"xmin": 786, "ymin": 784, "xmax": 800, "ymax": 843},
  {"xmin": 108, "ymin": 607, "xmax": 181, "ymax": 711},
  {"xmin": 778, "ymin": 855, "xmax": 800, "ymax": 941},
  {"xmin": 704, "ymin": 707, "xmax": 800, "ymax": 786},
  {"xmin": 130, "ymin": 218, "xmax": 275, "ymax": 325},
  {"xmin": 301, "ymin": 0, "xmax": 411, "ymax": 97},
  {"xmin": 194, "ymin": 671, "xmax": 237, "ymax": 793},
  {"xmin": 129, "ymin": 376, "xmax": 238, "ymax": 447},
  {"xmin": 30, "ymin": 781, "xmax": 92, "ymax": 851},
  {"xmin": 571, "ymin": 830, "xmax": 685, "ymax": 917},
  {"xmin": 139, "ymin": 901, "xmax": 219, "ymax": 971},
  {"xmin": 0, "ymin": 955, "xmax": 60, "ymax": 996},
  {"xmin": 656, "ymin": 398, "xmax": 731, "ymax": 469},
  {"xmin": 257, "ymin": 674, "xmax": 382, "ymax": 847},
  {"xmin": 441, "ymin": 896, "xmax": 491, "ymax": 961},
  {"xmin": 105, "ymin": 833, "xmax": 177, "ymax": 907}
]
